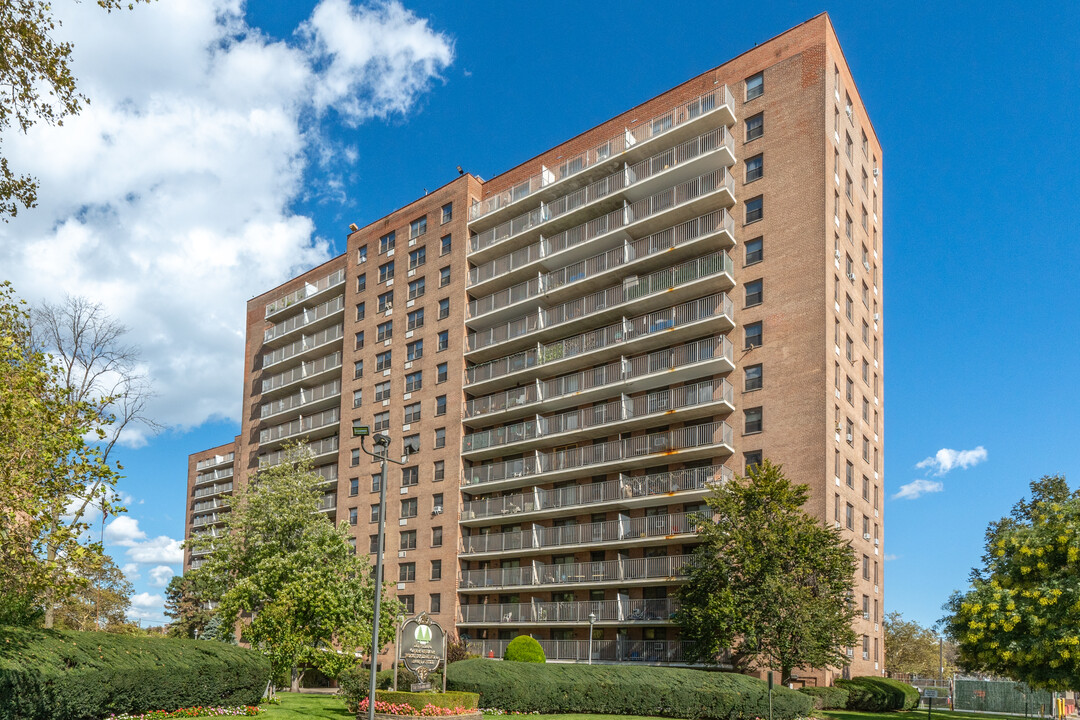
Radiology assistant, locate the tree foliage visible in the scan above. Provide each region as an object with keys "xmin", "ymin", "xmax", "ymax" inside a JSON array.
[
  {"xmin": 163, "ymin": 573, "xmax": 212, "ymax": 639},
  {"xmin": 943, "ymin": 474, "xmax": 1080, "ymax": 690},
  {"xmin": 676, "ymin": 459, "xmax": 859, "ymax": 682},
  {"xmin": 883, "ymin": 611, "xmax": 956, "ymax": 677},
  {"xmin": 0, "ymin": 0, "xmax": 147, "ymax": 219},
  {"xmin": 52, "ymin": 553, "xmax": 133, "ymax": 631},
  {"xmin": 192, "ymin": 444, "xmax": 400, "ymax": 691}
]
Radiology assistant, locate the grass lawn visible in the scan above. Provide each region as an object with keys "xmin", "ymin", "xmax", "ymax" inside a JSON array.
[{"xmin": 822, "ymin": 711, "xmax": 1031, "ymax": 720}]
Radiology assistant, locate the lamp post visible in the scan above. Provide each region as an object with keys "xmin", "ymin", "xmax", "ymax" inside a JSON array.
[
  {"xmin": 588, "ymin": 612, "xmax": 597, "ymax": 665},
  {"xmin": 356, "ymin": 426, "xmax": 415, "ymax": 720}
]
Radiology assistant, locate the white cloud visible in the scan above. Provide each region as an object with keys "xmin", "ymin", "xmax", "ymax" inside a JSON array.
[
  {"xmin": 131, "ymin": 592, "xmax": 165, "ymax": 608},
  {"xmin": 148, "ymin": 565, "xmax": 176, "ymax": 587},
  {"xmin": 121, "ymin": 562, "xmax": 141, "ymax": 580},
  {"xmin": 893, "ymin": 479, "xmax": 945, "ymax": 500},
  {"xmin": 916, "ymin": 446, "xmax": 988, "ymax": 476},
  {"xmin": 884, "ymin": 553, "xmax": 899, "ymax": 561},
  {"xmin": 1, "ymin": 0, "xmax": 453, "ymax": 430},
  {"xmin": 127, "ymin": 536, "xmax": 185, "ymax": 564},
  {"xmin": 104, "ymin": 516, "xmax": 148, "ymax": 546}
]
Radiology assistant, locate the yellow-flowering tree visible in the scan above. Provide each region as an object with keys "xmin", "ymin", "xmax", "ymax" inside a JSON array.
[{"xmin": 943, "ymin": 475, "xmax": 1080, "ymax": 690}]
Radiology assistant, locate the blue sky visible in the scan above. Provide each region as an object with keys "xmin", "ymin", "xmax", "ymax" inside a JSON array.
[{"xmin": 2, "ymin": 1, "xmax": 1078, "ymax": 628}]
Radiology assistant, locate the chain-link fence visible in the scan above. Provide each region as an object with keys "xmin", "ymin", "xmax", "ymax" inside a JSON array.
[{"xmin": 954, "ymin": 677, "xmax": 1056, "ymax": 717}]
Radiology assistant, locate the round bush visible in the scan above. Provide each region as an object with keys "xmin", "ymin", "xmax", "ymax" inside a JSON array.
[
  {"xmin": 503, "ymin": 636, "xmax": 545, "ymax": 663},
  {"xmin": 799, "ymin": 685, "xmax": 850, "ymax": 710},
  {"xmin": 836, "ymin": 676, "xmax": 919, "ymax": 711}
]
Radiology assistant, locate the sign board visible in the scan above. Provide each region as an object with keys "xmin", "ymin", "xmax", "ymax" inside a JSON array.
[
  {"xmin": 923, "ymin": 689, "xmax": 939, "ymax": 698},
  {"xmin": 399, "ymin": 612, "xmax": 445, "ymax": 683}
]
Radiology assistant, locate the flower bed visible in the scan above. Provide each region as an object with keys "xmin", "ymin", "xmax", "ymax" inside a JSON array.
[
  {"xmin": 107, "ymin": 707, "xmax": 262, "ymax": 719},
  {"xmin": 358, "ymin": 697, "xmax": 477, "ymax": 717}
]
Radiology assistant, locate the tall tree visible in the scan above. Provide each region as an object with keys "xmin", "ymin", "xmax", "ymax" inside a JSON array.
[
  {"xmin": 53, "ymin": 554, "xmax": 133, "ymax": 631},
  {"xmin": 192, "ymin": 444, "xmax": 400, "ymax": 692},
  {"xmin": 883, "ymin": 611, "xmax": 956, "ymax": 677},
  {"xmin": 943, "ymin": 475, "xmax": 1080, "ymax": 690},
  {"xmin": 163, "ymin": 573, "xmax": 212, "ymax": 639},
  {"xmin": 0, "ymin": 0, "xmax": 146, "ymax": 219},
  {"xmin": 677, "ymin": 459, "xmax": 859, "ymax": 682}
]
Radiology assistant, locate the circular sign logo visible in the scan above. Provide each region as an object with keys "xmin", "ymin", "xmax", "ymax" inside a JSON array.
[{"xmin": 414, "ymin": 624, "xmax": 432, "ymax": 644}]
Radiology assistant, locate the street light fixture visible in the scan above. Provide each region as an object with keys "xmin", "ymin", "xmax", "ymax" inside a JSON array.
[{"xmin": 587, "ymin": 612, "xmax": 597, "ymax": 665}]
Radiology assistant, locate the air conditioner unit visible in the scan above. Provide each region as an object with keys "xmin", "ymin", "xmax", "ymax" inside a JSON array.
[
  {"xmin": 848, "ymin": 273, "xmax": 857, "ymax": 281},
  {"xmin": 835, "ymin": 423, "xmax": 843, "ymax": 433},
  {"xmin": 432, "ymin": 507, "xmax": 443, "ymax": 515},
  {"xmin": 873, "ymin": 167, "xmax": 880, "ymax": 177},
  {"xmin": 846, "ymin": 433, "xmax": 854, "ymax": 442},
  {"xmin": 863, "ymin": 533, "xmax": 871, "ymax": 540},
  {"xmin": 874, "ymin": 538, "xmax": 879, "ymax": 546},
  {"xmin": 873, "ymin": 313, "xmax": 880, "ymax": 322},
  {"xmin": 834, "ymin": 521, "xmax": 842, "ymax": 529},
  {"xmin": 863, "ymin": 260, "xmax": 871, "ymax": 271},
  {"xmin": 846, "ymin": 106, "xmax": 853, "ymax": 118},
  {"xmin": 834, "ymin": 250, "xmax": 842, "ymax": 260}
]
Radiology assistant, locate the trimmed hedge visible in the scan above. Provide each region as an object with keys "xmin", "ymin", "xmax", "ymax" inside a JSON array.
[
  {"xmin": 503, "ymin": 636, "xmax": 545, "ymax": 663},
  {"xmin": 798, "ymin": 686, "xmax": 850, "ymax": 710},
  {"xmin": 446, "ymin": 658, "xmax": 812, "ymax": 720},
  {"xmin": 375, "ymin": 691, "xmax": 479, "ymax": 711},
  {"xmin": 836, "ymin": 676, "xmax": 920, "ymax": 711},
  {"xmin": 0, "ymin": 625, "xmax": 270, "ymax": 720}
]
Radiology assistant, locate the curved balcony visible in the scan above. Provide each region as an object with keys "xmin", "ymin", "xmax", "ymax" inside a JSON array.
[
  {"xmin": 462, "ymin": 378, "xmax": 733, "ymax": 460},
  {"xmin": 195, "ymin": 466, "xmax": 234, "ymax": 485},
  {"xmin": 468, "ymin": 85, "xmax": 735, "ymax": 229},
  {"xmin": 468, "ymin": 210, "xmax": 734, "ymax": 327},
  {"xmin": 191, "ymin": 512, "xmax": 226, "ymax": 528},
  {"xmin": 468, "ymin": 171, "xmax": 735, "ymax": 295},
  {"xmin": 462, "ymin": 420, "xmax": 733, "ymax": 495},
  {"xmin": 259, "ymin": 435, "xmax": 339, "ymax": 469},
  {"xmin": 460, "ymin": 511, "xmax": 701, "ymax": 558},
  {"xmin": 192, "ymin": 498, "xmax": 230, "ymax": 514},
  {"xmin": 259, "ymin": 407, "xmax": 340, "ymax": 449},
  {"xmin": 265, "ymin": 268, "xmax": 346, "ymax": 319},
  {"xmin": 196, "ymin": 453, "xmax": 234, "ymax": 471},
  {"xmin": 259, "ymin": 379, "xmax": 342, "ymax": 421},
  {"xmin": 263, "ymin": 294, "xmax": 345, "ymax": 348},
  {"xmin": 465, "ymin": 293, "xmax": 733, "ymax": 394},
  {"xmin": 464, "ymin": 638, "xmax": 707, "ymax": 666},
  {"xmin": 459, "ymin": 553, "xmax": 690, "ymax": 592},
  {"xmin": 193, "ymin": 481, "xmax": 233, "ymax": 499},
  {"xmin": 466, "ymin": 251, "xmax": 734, "ymax": 361},
  {"xmin": 459, "ymin": 598, "xmax": 680, "ymax": 626},
  {"xmin": 260, "ymin": 351, "xmax": 342, "ymax": 399},
  {"xmin": 261, "ymin": 324, "xmax": 343, "ymax": 371},
  {"xmin": 460, "ymin": 464, "xmax": 731, "ymax": 526}
]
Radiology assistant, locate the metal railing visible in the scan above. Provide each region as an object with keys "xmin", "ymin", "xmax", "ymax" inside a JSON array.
[
  {"xmin": 192, "ymin": 498, "xmax": 229, "ymax": 513},
  {"xmin": 317, "ymin": 494, "xmax": 337, "ymax": 511},
  {"xmin": 262, "ymin": 324, "xmax": 343, "ymax": 370},
  {"xmin": 264, "ymin": 295, "xmax": 344, "ymax": 343},
  {"xmin": 259, "ymin": 379, "xmax": 342, "ymax": 419},
  {"xmin": 195, "ymin": 467, "xmax": 234, "ymax": 485},
  {"xmin": 261, "ymin": 351, "xmax": 342, "ymax": 394},
  {"xmin": 464, "ymin": 638, "xmax": 698, "ymax": 664},
  {"xmin": 459, "ymin": 554, "xmax": 690, "ymax": 590},
  {"xmin": 265, "ymin": 269, "xmax": 346, "ymax": 317},
  {"xmin": 468, "ymin": 85, "xmax": 734, "ymax": 223},
  {"xmin": 314, "ymin": 464, "xmax": 339, "ymax": 483},
  {"xmin": 193, "ymin": 482, "xmax": 233, "ymax": 498},
  {"xmin": 259, "ymin": 435, "xmax": 339, "ymax": 468},
  {"xmin": 192, "ymin": 513, "xmax": 224, "ymax": 527},
  {"xmin": 459, "ymin": 597, "xmax": 679, "ymax": 624},
  {"xmin": 460, "ymin": 511, "xmax": 702, "ymax": 555},
  {"xmin": 259, "ymin": 407, "xmax": 340, "ymax": 445},
  {"xmin": 463, "ymin": 420, "xmax": 732, "ymax": 488},
  {"xmin": 461, "ymin": 464, "xmax": 730, "ymax": 521},
  {"xmin": 196, "ymin": 453, "xmax": 234, "ymax": 471},
  {"xmin": 466, "ymin": 293, "xmax": 732, "ymax": 386},
  {"xmin": 467, "ymin": 251, "xmax": 732, "ymax": 352}
]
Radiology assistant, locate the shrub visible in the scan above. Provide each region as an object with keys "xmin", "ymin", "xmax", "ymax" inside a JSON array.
[
  {"xmin": 0, "ymin": 625, "xmax": 271, "ymax": 720},
  {"xmin": 502, "ymin": 636, "xmax": 545, "ymax": 663},
  {"xmin": 338, "ymin": 665, "xmax": 396, "ymax": 712},
  {"xmin": 447, "ymin": 658, "xmax": 812, "ymax": 720},
  {"xmin": 798, "ymin": 686, "xmax": 850, "ymax": 710},
  {"xmin": 837, "ymin": 676, "xmax": 920, "ymax": 711}
]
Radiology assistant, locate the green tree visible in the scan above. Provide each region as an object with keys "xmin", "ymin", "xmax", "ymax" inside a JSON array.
[
  {"xmin": 0, "ymin": 0, "xmax": 146, "ymax": 219},
  {"xmin": 192, "ymin": 444, "xmax": 400, "ymax": 693},
  {"xmin": 883, "ymin": 611, "xmax": 956, "ymax": 677},
  {"xmin": 163, "ymin": 573, "xmax": 212, "ymax": 639},
  {"xmin": 676, "ymin": 459, "xmax": 859, "ymax": 682},
  {"xmin": 53, "ymin": 554, "xmax": 133, "ymax": 631},
  {"xmin": 943, "ymin": 475, "xmax": 1080, "ymax": 690}
]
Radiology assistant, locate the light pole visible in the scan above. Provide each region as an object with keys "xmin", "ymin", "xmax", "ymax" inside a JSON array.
[
  {"xmin": 356, "ymin": 426, "xmax": 415, "ymax": 720},
  {"xmin": 588, "ymin": 612, "xmax": 596, "ymax": 665}
]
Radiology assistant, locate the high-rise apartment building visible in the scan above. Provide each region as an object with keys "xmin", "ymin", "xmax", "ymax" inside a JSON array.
[{"xmin": 183, "ymin": 13, "xmax": 884, "ymax": 682}]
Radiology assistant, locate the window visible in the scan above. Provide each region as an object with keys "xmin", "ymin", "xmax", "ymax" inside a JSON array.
[
  {"xmin": 376, "ymin": 320, "xmax": 392, "ymax": 342},
  {"xmin": 435, "ymin": 395, "xmax": 447, "ymax": 416},
  {"xmin": 437, "ymin": 363, "xmax": 448, "ymax": 383},
  {"xmin": 370, "ymin": 504, "xmax": 380, "ymax": 522},
  {"xmin": 845, "ymin": 503, "xmax": 854, "ymax": 530},
  {"xmin": 745, "ymin": 154, "xmax": 763, "ymax": 182},
  {"xmin": 378, "ymin": 261, "xmax": 394, "ymax": 283},
  {"xmin": 745, "ymin": 321, "xmax": 763, "ymax": 349},
  {"xmin": 402, "ymin": 465, "xmax": 419, "ymax": 487},
  {"xmin": 845, "ymin": 132, "xmax": 853, "ymax": 160},
  {"xmin": 432, "ymin": 526, "xmax": 443, "ymax": 547},
  {"xmin": 401, "ymin": 498, "xmax": 418, "ymax": 518},
  {"xmin": 349, "ymin": 507, "xmax": 358, "ymax": 525},
  {"xmin": 745, "ymin": 279, "xmax": 763, "ymax": 307},
  {"xmin": 845, "ymin": 173, "xmax": 853, "ymax": 200},
  {"xmin": 373, "ymin": 410, "xmax": 390, "ymax": 431},
  {"xmin": 408, "ymin": 246, "xmax": 426, "ymax": 270},
  {"xmin": 861, "ymin": 130, "xmax": 868, "ymax": 156},
  {"xmin": 429, "ymin": 593, "xmax": 441, "ymax": 613},
  {"xmin": 407, "ymin": 308, "xmax": 424, "ymax": 330},
  {"xmin": 745, "ymin": 195, "xmax": 763, "ymax": 223},
  {"xmin": 399, "ymin": 563, "xmax": 416, "ymax": 582},
  {"xmin": 354, "ymin": 331, "xmax": 364, "ymax": 350},
  {"xmin": 355, "ymin": 302, "xmax": 366, "ymax": 321},
  {"xmin": 441, "ymin": 203, "xmax": 453, "ymax": 224},
  {"xmin": 438, "ymin": 297, "xmax": 450, "ymax": 319},
  {"xmin": 440, "ymin": 234, "xmax": 451, "ymax": 256},
  {"xmin": 379, "ymin": 231, "xmax": 395, "ymax": 254},
  {"xmin": 369, "ymin": 535, "xmax": 380, "ymax": 553},
  {"xmin": 353, "ymin": 389, "xmax": 363, "ymax": 408},
  {"xmin": 434, "ymin": 427, "xmax": 446, "ymax": 449},
  {"xmin": 400, "ymin": 530, "xmax": 417, "ymax": 550},
  {"xmin": 433, "ymin": 460, "xmax": 445, "ymax": 482},
  {"xmin": 408, "ymin": 277, "xmax": 425, "ymax": 300},
  {"xmin": 400, "ymin": 595, "xmax": 414, "ymax": 614},
  {"xmin": 745, "ymin": 71, "xmax": 764, "ymax": 100},
  {"xmin": 405, "ymin": 371, "xmax": 423, "ymax": 392},
  {"xmin": 437, "ymin": 330, "xmax": 449, "ymax": 351},
  {"xmin": 432, "ymin": 493, "xmax": 443, "ymax": 513},
  {"xmin": 863, "ymin": 554, "xmax": 870, "ymax": 580},
  {"xmin": 430, "ymin": 559, "xmax": 442, "ymax": 580},
  {"xmin": 371, "ymin": 472, "xmax": 382, "ymax": 492},
  {"xmin": 439, "ymin": 266, "xmax": 451, "ymax": 287},
  {"xmin": 406, "ymin": 339, "xmax": 423, "ymax": 361},
  {"xmin": 846, "ymin": 335, "xmax": 854, "ymax": 362},
  {"xmin": 404, "ymin": 402, "xmax": 421, "ymax": 423},
  {"xmin": 745, "ymin": 406, "xmax": 763, "ymax": 434},
  {"xmin": 351, "ymin": 448, "xmax": 360, "ymax": 466},
  {"xmin": 356, "ymin": 245, "xmax": 368, "ymax": 264},
  {"xmin": 349, "ymin": 477, "xmax": 359, "ymax": 496},
  {"xmin": 745, "ymin": 364, "xmax": 763, "ymax": 391},
  {"xmin": 744, "ymin": 450, "xmax": 763, "ymax": 473},
  {"xmin": 745, "ymin": 237, "xmax": 763, "ymax": 265},
  {"xmin": 745, "ymin": 112, "xmax": 764, "ymax": 141},
  {"xmin": 353, "ymin": 360, "xmax": 364, "ymax": 379},
  {"xmin": 861, "ymin": 168, "xmax": 868, "ymax": 195},
  {"xmin": 378, "ymin": 290, "xmax": 393, "ymax": 313},
  {"xmin": 410, "ymin": 216, "xmax": 427, "ymax": 239},
  {"xmin": 846, "ymin": 460, "xmax": 855, "ymax": 487},
  {"xmin": 845, "ymin": 213, "xmax": 853, "ymax": 240}
]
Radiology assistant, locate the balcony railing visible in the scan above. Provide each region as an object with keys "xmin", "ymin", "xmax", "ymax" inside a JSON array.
[
  {"xmin": 459, "ymin": 554, "xmax": 690, "ymax": 590},
  {"xmin": 260, "ymin": 379, "xmax": 342, "ymax": 420},
  {"xmin": 192, "ymin": 513, "xmax": 224, "ymax": 528},
  {"xmin": 262, "ymin": 324, "xmax": 343, "ymax": 370},
  {"xmin": 317, "ymin": 494, "xmax": 337, "ymax": 511},
  {"xmin": 462, "ymin": 378, "xmax": 732, "ymax": 454},
  {"xmin": 465, "ymin": 638, "xmax": 701, "ymax": 665},
  {"xmin": 193, "ymin": 482, "xmax": 233, "ymax": 499},
  {"xmin": 465, "ymin": 293, "xmax": 732, "ymax": 386},
  {"xmin": 464, "ymin": 336, "xmax": 733, "ymax": 422},
  {"xmin": 196, "ymin": 453, "xmax": 234, "ymax": 471},
  {"xmin": 468, "ymin": 85, "xmax": 734, "ymax": 223},
  {"xmin": 459, "ymin": 597, "xmax": 680, "ymax": 624},
  {"xmin": 265, "ymin": 268, "xmax": 346, "ymax": 317},
  {"xmin": 468, "ymin": 209, "xmax": 734, "ymax": 320},
  {"xmin": 463, "ymin": 421, "xmax": 732, "ymax": 488},
  {"xmin": 261, "ymin": 351, "xmax": 342, "ymax": 394},
  {"xmin": 460, "ymin": 464, "xmax": 731, "ymax": 521},
  {"xmin": 192, "ymin": 498, "xmax": 229, "ymax": 513},
  {"xmin": 259, "ymin": 435, "xmax": 339, "ymax": 468},
  {"xmin": 460, "ymin": 511, "xmax": 702, "ymax": 555},
  {"xmin": 467, "ymin": 252, "xmax": 732, "ymax": 353},
  {"xmin": 315, "ymin": 463, "xmax": 339, "ymax": 484},
  {"xmin": 195, "ymin": 467, "xmax": 234, "ymax": 485},
  {"xmin": 264, "ymin": 295, "xmax": 344, "ymax": 344},
  {"xmin": 259, "ymin": 407, "xmax": 340, "ymax": 445}
]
